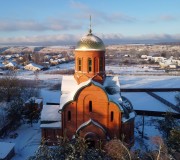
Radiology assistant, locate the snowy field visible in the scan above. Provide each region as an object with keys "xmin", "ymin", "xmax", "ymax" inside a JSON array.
[
  {"xmin": 0, "ymin": 63, "xmax": 180, "ymax": 159},
  {"xmin": 0, "ymin": 123, "xmax": 41, "ymax": 160},
  {"xmin": 120, "ymin": 75, "xmax": 180, "ymax": 88},
  {"xmin": 106, "ymin": 65, "xmax": 166, "ymax": 75}
]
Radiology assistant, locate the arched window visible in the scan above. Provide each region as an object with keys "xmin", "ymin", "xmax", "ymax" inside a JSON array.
[
  {"xmin": 99, "ymin": 57, "xmax": 103, "ymax": 72},
  {"xmin": 78, "ymin": 58, "xmax": 82, "ymax": 71},
  {"xmin": 89, "ymin": 101, "xmax": 92, "ymax": 112},
  {"xmin": 68, "ymin": 111, "xmax": 71, "ymax": 121},
  {"xmin": 110, "ymin": 111, "xmax": 114, "ymax": 122},
  {"xmin": 88, "ymin": 58, "xmax": 92, "ymax": 72}
]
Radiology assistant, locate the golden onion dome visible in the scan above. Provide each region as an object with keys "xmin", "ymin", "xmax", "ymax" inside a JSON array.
[{"xmin": 75, "ymin": 30, "xmax": 105, "ymax": 51}]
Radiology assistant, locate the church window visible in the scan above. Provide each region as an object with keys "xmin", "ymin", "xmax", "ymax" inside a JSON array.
[
  {"xmin": 88, "ymin": 58, "xmax": 92, "ymax": 72},
  {"xmin": 99, "ymin": 57, "xmax": 103, "ymax": 72},
  {"xmin": 89, "ymin": 101, "xmax": 92, "ymax": 112},
  {"xmin": 111, "ymin": 111, "xmax": 114, "ymax": 122},
  {"xmin": 78, "ymin": 58, "xmax": 82, "ymax": 71},
  {"xmin": 68, "ymin": 111, "xmax": 71, "ymax": 121}
]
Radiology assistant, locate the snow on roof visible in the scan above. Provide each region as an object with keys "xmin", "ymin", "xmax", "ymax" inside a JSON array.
[
  {"xmin": 104, "ymin": 76, "xmax": 121, "ymax": 91},
  {"xmin": 60, "ymin": 75, "xmax": 122, "ymax": 110},
  {"xmin": 5, "ymin": 62, "xmax": 17, "ymax": 67},
  {"xmin": 108, "ymin": 94, "xmax": 123, "ymax": 111},
  {"xmin": 0, "ymin": 142, "xmax": 15, "ymax": 159},
  {"xmin": 122, "ymin": 111, "xmax": 136, "ymax": 123},
  {"xmin": 25, "ymin": 97, "xmax": 43, "ymax": 104},
  {"xmin": 155, "ymin": 92, "xmax": 179, "ymax": 105},
  {"xmin": 76, "ymin": 119, "xmax": 107, "ymax": 136},
  {"xmin": 41, "ymin": 105, "xmax": 61, "ymax": 122},
  {"xmin": 60, "ymin": 77, "xmax": 95, "ymax": 109},
  {"xmin": 40, "ymin": 122, "xmax": 61, "ymax": 128},
  {"xmin": 24, "ymin": 63, "xmax": 43, "ymax": 69},
  {"xmin": 61, "ymin": 76, "xmax": 77, "ymax": 94},
  {"xmin": 0, "ymin": 63, "xmax": 5, "ymax": 68},
  {"xmin": 121, "ymin": 92, "xmax": 178, "ymax": 113}
]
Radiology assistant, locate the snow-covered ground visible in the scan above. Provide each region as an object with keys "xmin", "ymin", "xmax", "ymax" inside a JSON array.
[
  {"xmin": 133, "ymin": 115, "xmax": 163, "ymax": 151},
  {"xmin": 120, "ymin": 75, "xmax": 180, "ymax": 88},
  {"xmin": 106, "ymin": 65, "xmax": 166, "ymax": 75},
  {"xmin": 0, "ymin": 122, "xmax": 41, "ymax": 160}
]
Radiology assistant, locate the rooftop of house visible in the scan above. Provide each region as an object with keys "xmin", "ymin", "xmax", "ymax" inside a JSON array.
[
  {"xmin": 122, "ymin": 92, "xmax": 178, "ymax": 113},
  {"xmin": 0, "ymin": 142, "xmax": 15, "ymax": 159},
  {"xmin": 41, "ymin": 105, "xmax": 61, "ymax": 122}
]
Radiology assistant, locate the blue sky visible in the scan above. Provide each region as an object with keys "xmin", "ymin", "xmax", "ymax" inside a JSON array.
[{"xmin": 0, "ymin": 0, "xmax": 180, "ymax": 45}]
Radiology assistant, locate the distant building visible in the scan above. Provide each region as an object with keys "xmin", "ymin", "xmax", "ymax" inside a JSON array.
[
  {"xmin": 5, "ymin": 62, "xmax": 18, "ymax": 70},
  {"xmin": 24, "ymin": 63, "xmax": 43, "ymax": 71},
  {"xmin": 41, "ymin": 27, "xmax": 135, "ymax": 147}
]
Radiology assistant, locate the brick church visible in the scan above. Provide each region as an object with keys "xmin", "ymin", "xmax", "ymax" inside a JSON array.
[{"xmin": 40, "ymin": 26, "xmax": 136, "ymax": 147}]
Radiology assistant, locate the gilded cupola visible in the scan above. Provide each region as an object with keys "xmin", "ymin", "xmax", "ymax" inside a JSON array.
[{"xmin": 75, "ymin": 31, "xmax": 105, "ymax": 51}]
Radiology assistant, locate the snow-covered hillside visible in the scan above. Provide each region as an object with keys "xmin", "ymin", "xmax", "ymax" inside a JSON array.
[{"xmin": 0, "ymin": 65, "xmax": 180, "ymax": 159}]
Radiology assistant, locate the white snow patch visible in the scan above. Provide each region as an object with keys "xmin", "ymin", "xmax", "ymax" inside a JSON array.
[
  {"xmin": 40, "ymin": 122, "xmax": 61, "ymax": 128},
  {"xmin": 155, "ymin": 92, "xmax": 179, "ymax": 105},
  {"xmin": 0, "ymin": 122, "xmax": 41, "ymax": 160},
  {"xmin": 40, "ymin": 88, "xmax": 60, "ymax": 104},
  {"xmin": 0, "ymin": 142, "xmax": 15, "ymax": 159},
  {"xmin": 41, "ymin": 105, "xmax": 61, "ymax": 122},
  {"xmin": 122, "ymin": 112, "xmax": 136, "ymax": 123}
]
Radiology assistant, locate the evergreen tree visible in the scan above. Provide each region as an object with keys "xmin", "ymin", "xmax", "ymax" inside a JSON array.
[
  {"xmin": 168, "ymin": 128, "xmax": 180, "ymax": 153},
  {"xmin": 158, "ymin": 112, "xmax": 177, "ymax": 139},
  {"xmin": 6, "ymin": 97, "xmax": 24, "ymax": 127},
  {"xmin": 23, "ymin": 99, "xmax": 40, "ymax": 127}
]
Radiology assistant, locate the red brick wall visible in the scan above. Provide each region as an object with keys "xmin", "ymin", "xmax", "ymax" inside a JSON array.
[
  {"xmin": 121, "ymin": 121, "xmax": 134, "ymax": 145},
  {"xmin": 74, "ymin": 50, "xmax": 105, "ymax": 84},
  {"xmin": 62, "ymin": 83, "xmax": 122, "ymax": 140},
  {"xmin": 42, "ymin": 128, "xmax": 62, "ymax": 145}
]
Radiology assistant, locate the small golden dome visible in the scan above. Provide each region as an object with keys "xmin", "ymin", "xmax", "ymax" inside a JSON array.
[{"xmin": 75, "ymin": 32, "xmax": 105, "ymax": 51}]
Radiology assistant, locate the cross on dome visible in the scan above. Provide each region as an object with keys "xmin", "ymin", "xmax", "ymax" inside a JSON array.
[{"xmin": 89, "ymin": 15, "xmax": 92, "ymax": 34}]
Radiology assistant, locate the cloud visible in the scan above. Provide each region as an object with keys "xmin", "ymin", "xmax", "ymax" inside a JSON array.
[
  {"xmin": 102, "ymin": 33, "xmax": 180, "ymax": 44},
  {"xmin": 159, "ymin": 15, "xmax": 177, "ymax": 21},
  {"xmin": 0, "ymin": 34, "xmax": 80, "ymax": 46},
  {"xmin": 101, "ymin": 13, "xmax": 136, "ymax": 23},
  {"xmin": 70, "ymin": 0, "xmax": 89, "ymax": 10},
  {"xmin": 0, "ymin": 33, "xmax": 180, "ymax": 46},
  {"xmin": 0, "ymin": 2, "xmax": 136, "ymax": 32},
  {"xmin": 70, "ymin": 1, "xmax": 136, "ymax": 23},
  {"xmin": 149, "ymin": 15, "xmax": 178, "ymax": 23},
  {"xmin": 0, "ymin": 18, "xmax": 82, "ymax": 32}
]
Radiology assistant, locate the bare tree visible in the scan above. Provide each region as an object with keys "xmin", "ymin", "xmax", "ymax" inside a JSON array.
[
  {"xmin": 150, "ymin": 136, "xmax": 170, "ymax": 160},
  {"xmin": 105, "ymin": 138, "xmax": 131, "ymax": 160},
  {"xmin": 0, "ymin": 71, "xmax": 20, "ymax": 102}
]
